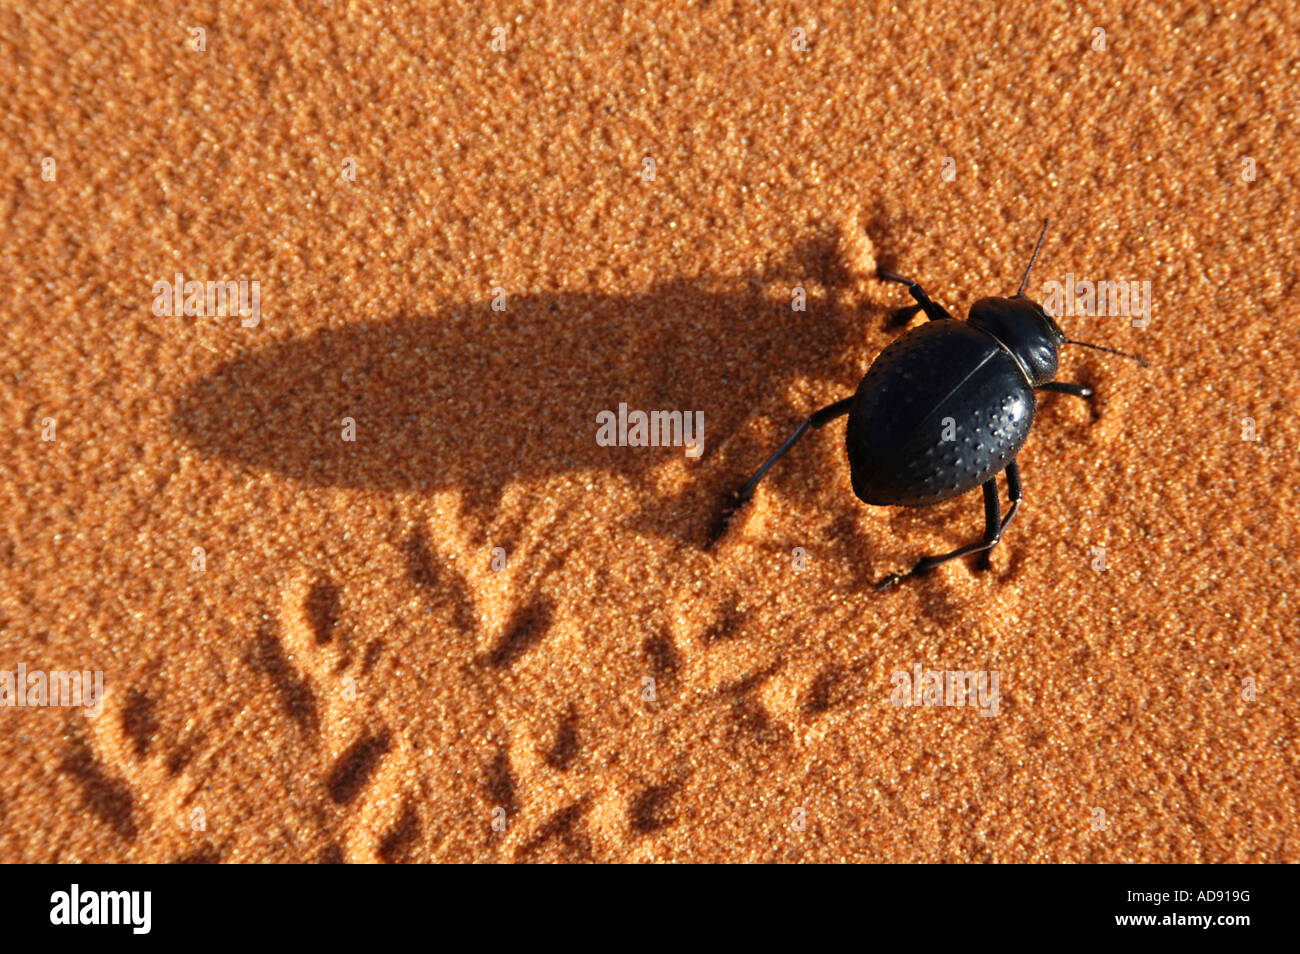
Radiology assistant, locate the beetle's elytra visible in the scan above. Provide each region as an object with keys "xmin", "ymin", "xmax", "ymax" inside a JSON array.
[{"xmin": 714, "ymin": 220, "xmax": 1146, "ymax": 590}]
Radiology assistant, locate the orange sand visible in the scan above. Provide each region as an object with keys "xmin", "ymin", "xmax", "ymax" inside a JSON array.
[{"xmin": 0, "ymin": 0, "xmax": 1296, "ymax": 862}]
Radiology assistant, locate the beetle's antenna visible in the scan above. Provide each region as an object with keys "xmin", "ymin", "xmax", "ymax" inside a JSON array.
[
  {"xmin": 1064, "ymin": 338, "xmax": 1150, "ymax": 368},
  {"xmin": 1017, "ymin": 218, "xmax": 1050, "ymax": 296}
]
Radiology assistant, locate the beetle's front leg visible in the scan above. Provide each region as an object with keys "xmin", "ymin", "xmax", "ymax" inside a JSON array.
[
  {"xmin": 1037, "ymin": 381, "xmax": 1092, "ymax": 400},
  {"xmin": 1037, "ymin": 381, "xmax": 1097, "ymax": 422},
  {"xmin": 877, "ymin": 268, "xmax": 956, "ymax": 326}
]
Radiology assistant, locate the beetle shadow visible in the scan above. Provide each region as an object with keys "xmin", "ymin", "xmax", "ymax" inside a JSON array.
[{"xmin": 171, "ymin": 236, "xmax": 887, "ymax": 548}]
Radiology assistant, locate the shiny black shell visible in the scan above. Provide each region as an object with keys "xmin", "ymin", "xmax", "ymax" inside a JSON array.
[{"xmin": 846, "ymin": 319, "xmax": 1036, "ymax": 507}]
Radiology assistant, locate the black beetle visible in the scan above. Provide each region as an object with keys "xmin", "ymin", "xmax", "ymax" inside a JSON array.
[{"xmin": 714, "ymin": 221, "xmax": 1146, "ymax": 589}]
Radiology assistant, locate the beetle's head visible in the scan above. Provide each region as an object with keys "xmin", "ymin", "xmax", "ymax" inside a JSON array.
[
  {"xmin": 968, "ymin": 295, "xmax": 1064, "ymax": 386},
  {"xmin": 969, "ymin": 219, "xmax": 1148, "ymax": 381}
]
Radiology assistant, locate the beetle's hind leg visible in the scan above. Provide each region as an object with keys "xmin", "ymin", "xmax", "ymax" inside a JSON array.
[
  {"xmin": 709, "ymin": 397, "xmax": 853, "ymax": 545},
  {"xmin": 877, "ymin": 268, "xmax": 956, "ymax": 324},
  {"xmin": 974, "ymin": 459, "xmax": 1022, "ymax": 570},
  {"xmin": 875, "ymin": 460, "xmax": 1023, "ymax": 590}
]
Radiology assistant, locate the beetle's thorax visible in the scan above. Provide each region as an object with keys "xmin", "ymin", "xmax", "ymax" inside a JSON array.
[{"xmin": 967, "ymin": 295, "xmax": 1064, "ymax": 386}]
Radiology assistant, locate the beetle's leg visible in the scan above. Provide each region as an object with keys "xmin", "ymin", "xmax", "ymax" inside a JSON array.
[
  {"xmin": 873, "ymin": 482, "xmax": 1000, "ymax": 589},
  {"xmin": 1037, "ymin": 381, "xmax": 1093, "ymax": 401},
  {"xmin": 877, "ymin": 268, "xmax": 956, "ymax": 323},
  {"xmin": 710, "ymin": 397, "xmax": 854, "ymax": 544},
  {"xmin": 1037, "ymin": 382, "xmax": 1097, "ymax": 422},
  {"xmin": 1003, "ymin": 458, "xmax": 1023, "ymax": 523},
  {"xmin": 887, "ymin": 304, "xmax": 923, "ymax": 328},
  {"xmin": 735, "ymin": 398, "xmax": 854, "ymax": 503},
  {"xmin": 975, "ymin": 459, "xmax": 1022, "ymax": 570},
  {"xmin": 875, "ymin": 461, "xmax": 1022, "ymax": 589}
]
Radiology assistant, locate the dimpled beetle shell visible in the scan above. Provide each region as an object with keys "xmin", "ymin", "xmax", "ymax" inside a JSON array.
[{"xmin": 846, "ymin": 319, "xmax": 1035, "ymax": 507}]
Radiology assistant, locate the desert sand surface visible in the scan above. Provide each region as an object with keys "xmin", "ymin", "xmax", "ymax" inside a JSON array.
[{"xmin": 0, "ymin": 0, "xmax": 1296, "ymax": 862}]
